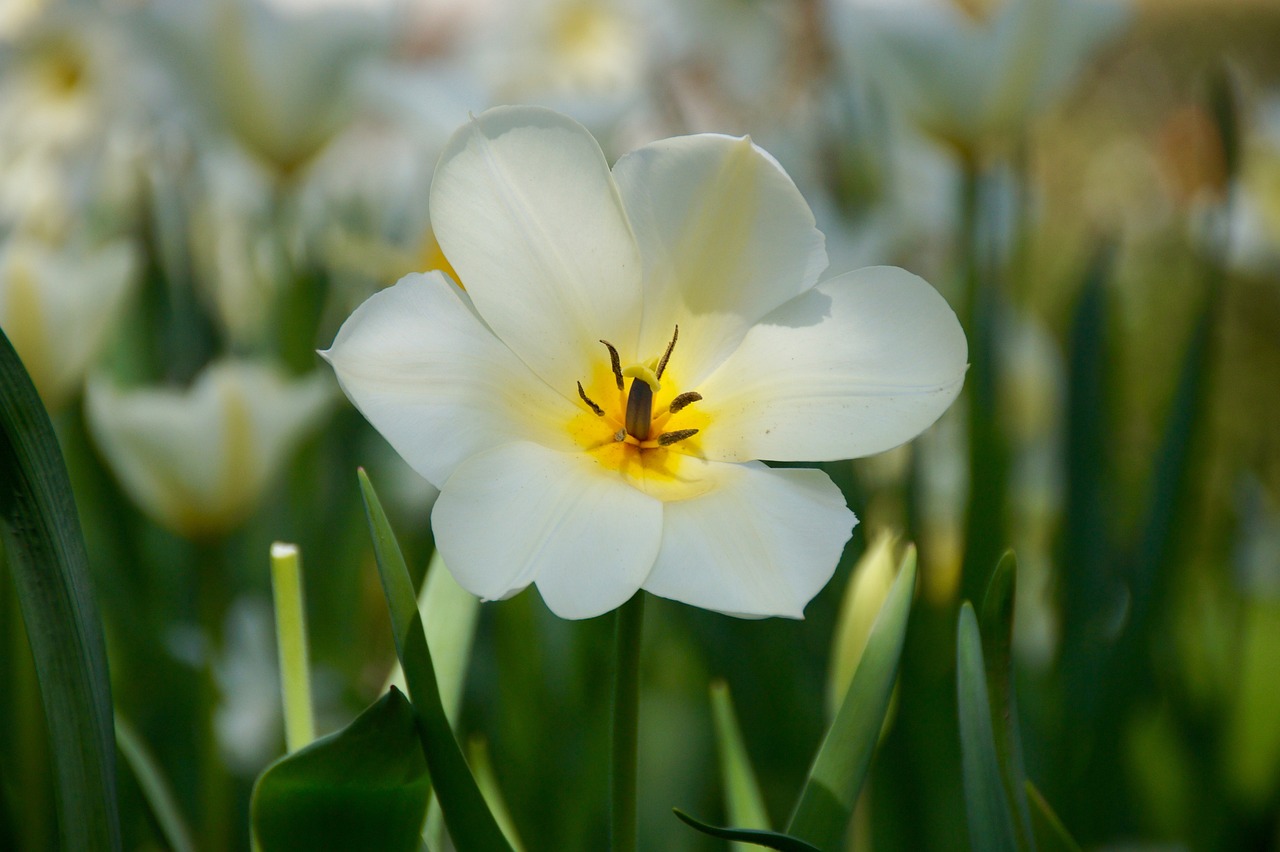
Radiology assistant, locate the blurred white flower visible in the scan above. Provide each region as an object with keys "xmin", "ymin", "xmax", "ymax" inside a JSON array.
[
  {"xmin": 834, "ymin": 0, "xmax": 1129, "ymax": 153},
  {"xmin": 461, "ymin": 0, "xmax": 650, "ymax": 137},
  {"xmin": 214, "ymin": 597, "xmax": 283, "ymax": 775},
  {"xmin": 325, "ymin": 107, "xmax": 967, "ymax": 619},
  {"xmin": 186, "ymin": 145, "xmax": 292, "ymax": 345},
  {"xmin": 297, "ymin": 66, "xmax": 474, "ymax": 297},
  {"xmin": 85, "ymin": 360, "xmax": 335, "ymax": 538},
  {"xmin": 143, "ymin": 0, "xmax": 392, "ymax": 175},
  {"xmin": 0, "ymin": 0, "xmax": 44, "ymax": 39},
  {"xmin": 0, "ymin": 10, "xmax": 149, "ymax": 239},
  {"xmin": 0, "ymin": 235, "xmax": 138, "ymax": 410}
]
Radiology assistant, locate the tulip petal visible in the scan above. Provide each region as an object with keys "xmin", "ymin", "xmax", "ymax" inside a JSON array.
[
  {"xmin": 644, "ymin": 462, "xmax": 855, "ymax": 618},
  {"xmin": 85, "ymin": 361, "xmax": 333, "ymax": 537},
  {"xmin": 612, "ymin": 133, "xmax": 827, "ymax": 384},
  {"xmin": 429, "ymin": 106, "xmax": 644, "ymax": 392},
  {"xmin": 322, "ymin": 272, "xmax": 578, "ymax": 488},
  {"xmin": 432, "ymin": 441, "xmax": 663, "ymax": 620},
  {"xmin": 697, "ymin": 266, "xmax": 967, "ymax": 463}
]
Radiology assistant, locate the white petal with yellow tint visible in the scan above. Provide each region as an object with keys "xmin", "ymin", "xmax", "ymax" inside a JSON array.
[
  {"xmin": 322, "ymin": 271, "xmax": 577, "ymax": 488},
  {"xmin": 432, "ymin": 441, "xmax": 663, "ymax": 620},
  {"xmin": 612, "ymin": 133, "xmax": 827, "ymax": 384},
  {"xmin": 643, "ymin": 462, "xmax": 855, "ymax": 618},
  {"xmin": 85, "ymin": 361, "xmax": 334, "ymax": 538},
  {"xmin": 698, "ymin": 265, "xmax": 967, "ymax": 463},
  {"xmin": 0, "ymin": 237, "xmax": 138, "ymax": 411},
  {"xmin": 429, "ymin": 106, "xmax": 644, "ymax": 391}
]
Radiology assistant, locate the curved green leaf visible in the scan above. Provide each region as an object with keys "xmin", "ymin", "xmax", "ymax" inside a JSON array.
[
  {"xmin": 710, "ymin": 680, "xmax": 770, "ymax": 835},
  {"xmin": 1025, "ymin": 780, "xmax": 1082, "ymax": 852},
  {"xmin": 251, "ymin": 687, "xmax": 430, "ymax": 852},
  {"xmin": 674, "ymin": 810, "xmax": 822, "ymax": 852},
  {"xmin": 786, "ymin": 548, "xmax": 917, "ymax": 850},
  {"xmin": 957, "ymin": 602, "xmax": 1019, "ymax": 852},
  {"xmin": 0, "ymin": 329, "xmax": 120, "ymax": 850},
  {"xmin": 115, "ymin": 716, "xmax": 195, "ymax": 852},
  {"xmin": 358, "ymin": 469, "xmax": 512, "ymax": 852},
  {"xmin": 980, "ymin": 553, "xmax": 1034, "ymax": 849}
]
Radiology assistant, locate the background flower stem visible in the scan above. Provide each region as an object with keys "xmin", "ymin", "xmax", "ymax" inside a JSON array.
[
  {"xmin": 269, "ymin": 542, "xmax": 315, "ymax": 753},
  {"xmin": 610, "ymin": 591, "xmax": 645, "ymax": 852}
]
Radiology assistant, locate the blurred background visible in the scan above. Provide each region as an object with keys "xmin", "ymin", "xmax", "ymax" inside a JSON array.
[{"xmin": 1, "ymin": 0, "xmax": 1278, "ymax": 848}]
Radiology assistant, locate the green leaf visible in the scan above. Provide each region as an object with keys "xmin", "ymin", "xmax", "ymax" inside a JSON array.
[
  {"xmin": 0, "ymin": 328, "xmax": 121, "ymax": 850},
  {"xmin": 979, "ymin": 553, "xmax": 1034, "ymax": 850},
  {"xmin": 115, "ymin": 715, "xmax": 195, "ymax": 852},
  {"xmin": 710, "ymin": 680, "xmax": 771, "ymax": 835},
  {"xmin": 674, "ymin": 810, "xmax": 822, "ymax": 852},
  {"xmin": 957, "ymin": 602, "xmax": 1019, "ymax": 852},
  {"xmin": 358, "ymin": 469, "xmax": 512, "ymax": 852},
  {"xmin": 1025, "ymin": 781, "xmax": 1082, "ymax": 852},
  {"xmin": 251, "ymin": 687, "xmax": 430, "ymax": 852},
  {"xmin": 786, "ymin": 548, "xmax": 917, "ymax": 850}
]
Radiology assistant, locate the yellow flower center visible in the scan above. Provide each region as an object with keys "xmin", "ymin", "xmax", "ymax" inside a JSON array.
[{"xmin": 566, "ymin": 326, "xmax": 713, "ymax": 501}]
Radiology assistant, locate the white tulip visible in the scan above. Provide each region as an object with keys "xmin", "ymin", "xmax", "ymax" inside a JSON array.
[{"xmin": 325, "ymin": 107, "xmax": 968, "ymax": 619}]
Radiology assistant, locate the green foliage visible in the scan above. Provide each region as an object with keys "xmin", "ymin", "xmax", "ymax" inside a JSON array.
[
  {"xmin": 674, "ymin": 809, "xmax": 823, "ymax": 851},
  {"xmin": 0, "ymin": 329, "xmax": 121, "ymax": 850},
  {"xmin": 956, "ymin": 602, "xmax": 1020, "ymax": 852},
  {"xmin": 710, "ymin": 680, "xmax": 771, "ymax": 836},
  {"xmin": 785, "ymin": 548, "xmax": 918, "ymax": 850},
  {"xmin": 251, "ymin": 687, "xmax": 430, "ymax": 852},
  {"xmin": 358, "ymin": 469, "xmax": 512, "ymax": 852}
]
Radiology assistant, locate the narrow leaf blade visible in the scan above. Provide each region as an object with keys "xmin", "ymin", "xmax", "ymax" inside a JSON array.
[
  {"xmin": 0, "ymin": 328, "xmax": 121, "ymax": 850},
  {"xmin": 979, "ymin": 553, "xmax": 1034, "ymax": 849},
  {"xmin": 674, "ymin": 810, "xmax": 822, "ymax": 852},
  {"xmin": 115, "ymin": 716, "xmax": 195, "ymax": 852},
  {"xmin": 786, "ymin": 548, "xmax": 918, "ymax": 849},
  {"xmin": 957, "ymin": 602, "xmax": 1019, "ymax": 852},
  {"xmin": 1025, "ymin": 780, "xmax": 1083, "ymax": 852},
  {"xmin": 358, "ymin": 469, "xmax": 511, "ymax": 852},
  {"xmin": 710, "ymin": 680, "xmax": 771, "ymax": 834},
  {"xmin": 251, "ymin": 688, "xmax": 430, "ymax": 852}
]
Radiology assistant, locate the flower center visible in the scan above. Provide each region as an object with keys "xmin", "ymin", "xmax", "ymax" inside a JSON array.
[{"xmin": 576, "ymin": 325, "xmax": 702, "ymax": 449}]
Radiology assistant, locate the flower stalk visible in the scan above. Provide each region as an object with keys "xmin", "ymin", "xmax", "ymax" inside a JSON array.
[
  {"xmin": 270, "ymin": 542, "xmax": 315, "ymax": 752},
  {"xmin": 610, "ymin": 591, "xmax": 645, "ymax": 852}
]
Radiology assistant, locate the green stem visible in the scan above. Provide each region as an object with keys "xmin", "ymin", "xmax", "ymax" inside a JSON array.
[
  {"xmin": 195, "ymin": 540, "xmax": 231, "ymax": 852},
  {"xmin": 610, "ymin": 592, "xmax": 645, "ymax": 852},
  {"xmin": 958, "ymin": 162, "xmax": 1009, "ymax": 605},
  {"xmin": 270, "ymin": 542, "xmax": 315, "ymax": 752}
]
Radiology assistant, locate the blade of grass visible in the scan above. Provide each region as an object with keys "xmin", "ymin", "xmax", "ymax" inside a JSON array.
[
  {"xmin": 0, "ymin": 329, "xmax": 121, "ymax": 850},
  {"xmin": 785, "ymin": 548, "xmax": 918, "ymax": 849},
  {"xmin": 957, "ymin": 602, "xmax": 1019, "ymax": 852},
  {"xmin": 710, "ymin": 680, "xmax": 771, "ymax": 836},
  {"xmin": 674, "ymin": 810, "xmax": 821, "ymax": 852},
  {"xmin": 979, "ymin": 554, "xmax": 1034, "ymax": 849},
  {"xmin": 358, "ymin": 469, "xmax": 511, "ymax": 852},
  {"xmin": 1025, "ymin": 780, "xmax": 1082, "ymax": 852},
  {"xmin": 115, "ymin": 715, "xmax": 196, "ymax": 852}
]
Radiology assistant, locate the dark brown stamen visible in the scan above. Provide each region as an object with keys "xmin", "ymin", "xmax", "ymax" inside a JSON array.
[
  {"xmin": 655, "ymin": 324, "xmax": 678, "ymax": 379},
  {"xmin": 599, "ymin": 339, "xmax": 624, "ymax": 390},
  {"xmin": 657, "ymin": 428, "xmax": 699, "ymax": 446},
  {"xmin": 577, "ymin": 381, "xmax": 604, "ymax": 416},
  {"xmin": 668, "ymin": 391, "xmax": 702, "ymax": 414}
]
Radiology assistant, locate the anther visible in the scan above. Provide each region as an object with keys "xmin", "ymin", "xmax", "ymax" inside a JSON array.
[
  {"xmin": 577, "ymin": 381, "xmax": 604, "ymax": 416},
  {"xmin": 657, "ymin": 428, "xmax": 699, "ymax": 446},
  {"xmin": 655, "ymin": 325, "xmax": 678, "ymax": 379},
  {"xmin": 613, "ymin": 428, "xmax": 627, "ymax": 442},
  {"xmin": 599, "ymin": 339, "xmax": 624, "ymax": 390},
  {"xmin": 667, "ymin": 391, "xmax": 702, "ymax": 415}
]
